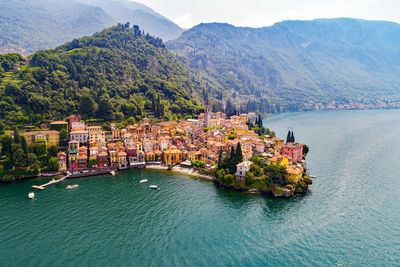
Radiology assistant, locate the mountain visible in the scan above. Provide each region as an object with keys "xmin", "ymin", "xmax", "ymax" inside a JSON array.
[
  {"xmin": 0, "ymin": 0, "xmax": 183, "ymax": 55},
  {"xmin": 0, "ymin": 0, "xmax": 115, "ymax": 55},
  {"xmin": 167, "ymin": 18, "xmax": 400, "ymax": 110},
  {"xmin": 77, "ymin": 0, "xmax": 183, "ymax": 41},
  {"xmin": 0, "ymin": 24, "xmax": 208, "ymax": 126}
]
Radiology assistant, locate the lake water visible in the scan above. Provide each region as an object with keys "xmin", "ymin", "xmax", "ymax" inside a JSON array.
[{"xmin": 1, "ymin": 110, "xmax": 400, "ymax": 266}]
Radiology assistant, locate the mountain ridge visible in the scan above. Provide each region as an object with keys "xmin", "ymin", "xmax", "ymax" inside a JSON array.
[{"xmin": 167, "ymin": 18, "xmax": 400, "ymax": 108}]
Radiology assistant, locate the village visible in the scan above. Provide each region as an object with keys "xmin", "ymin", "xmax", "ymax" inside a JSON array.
[{"xmin": 21, "ymin": 101, "xmax": 306, "ymax": 187}]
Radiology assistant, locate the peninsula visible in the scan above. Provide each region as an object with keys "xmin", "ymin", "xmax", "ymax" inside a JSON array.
[{"xmin": 0, "ymin": 100, "xmax": 311, "ymax": 198}]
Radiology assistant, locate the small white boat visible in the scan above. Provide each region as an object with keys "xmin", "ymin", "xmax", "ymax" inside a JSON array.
[
  {"xmin": 149, "ymin": 185, "xmax": 158, "ymax": 189},
  {"xmin": 140, "ymin": 179, "xmax": 148, "ymax": 183},
  {"xmin": 309, "ymin": 175, "xmax": 316, "ymax": 178},
  {"xmin": 66, "ymin": 184, "xmax": 79, "ymax": 190},
  {"xmin": 110, "ymin": 170, "xmax": 117, "ymax": 176},
  {"xmin": 28, "ymin": 192, "xmax": 35, "ymax": 199}
]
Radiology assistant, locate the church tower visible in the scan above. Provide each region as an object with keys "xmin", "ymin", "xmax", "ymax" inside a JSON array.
[{"xmin": 204, "ymin": 99, "xmax": 211, "ymax": 127}]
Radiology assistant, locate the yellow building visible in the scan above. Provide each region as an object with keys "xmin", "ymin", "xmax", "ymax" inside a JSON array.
[
  {"xmin": 23, "ymin": 130, "xmax": 59, "ymax": 148},
  {"xmin": 109, "ymin": 150, "xmax": 119, "ymax": 167},
  {"xmin": 163, "ymin": 147, "xmax": 183, "ymax": 164},
  {"xmin": 267, "ymin": 155, "xmax": 289, "ymax": 167},
  {"xmin": 286, "ymin": 165, "xmax": 303, "ymax": 183},
  {"xmin": 146, "ymin": 151, "xmax": 155, "ymax": 162}
]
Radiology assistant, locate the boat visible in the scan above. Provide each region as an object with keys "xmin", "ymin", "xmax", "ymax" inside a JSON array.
[
  {"xmin": 65, "ymin": 184, "xmax": 79, "ymax": 190},
  {"xmin": 110, "ymin": 170, "xmax": 117, "ymax": 176},
  {"xmin": 149, "ymin": 185, "xmax": 158, "ymax": 189},
  {"xmin": 28, "ymin": 192, "xmax": 35, "ymax": 199},
  {"xmin": 309, "ymin": 175, "xmax": 316, "ymax": 178},
  {"xmin": 140, "ymin": 179, "xmax": 148, "ymax": 183}
]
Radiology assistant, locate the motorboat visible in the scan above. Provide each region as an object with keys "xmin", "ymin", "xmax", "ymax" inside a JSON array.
[
  {"xmin": 140, "ymin": 179, "xmax": 148, "ymax": 183},
  {"xmin": 110, "ymin": 170, "xmax": 117, "ymax": 176},
  {"xmin": 149, "ymin": 185, "xmax": 158, "ymax": 189},
  {"xmin": 28, "ymin": 192, "xmax": 35, "ymax": 199},
  {"xmin": 65, "ymin": 184, "xmax": 79, "ymax": 190},
  {"xmin": 309, "ymin": 175, "xmax": 316, "ymax": 179}
]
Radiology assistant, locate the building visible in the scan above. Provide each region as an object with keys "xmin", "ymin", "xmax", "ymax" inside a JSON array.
[
  {"xmin": 118, "ymin": 151, "xmax": 128, "ymax": 169},
  {"xmin": 235, "ymin": 161, "xmax": 253, "ymax": 182},
  {"xmin": 57, "ymin": 152, "xmax": 67, "ymax": 171},
  {"xmin": 281, "ymin": 142, "xmax": 303, "ymax": 162},
  {"xmin": 163, "ymin": 146, "xmax": 183, "ymax": 164},
  {"xmin": 23, "ymin": 130, "xmax": 59, "ymax": 148},
  {"xmin": 88, "ymin": 128, "xmax": 106, "ymax": 146},
  {"xmin": 267, "ymin": 155, "xmax": 289, "ymax": 167},
  {"xmin": 70, "ymin": 130, "xmax": 88, "ymax": 144},
  {"xmin": 68, "ymin": 114, "xmax": 82, "ymax": 130},
  {"xmin": 97, "ymin": 152, "xmax": 108, "ymax": 168},
  {"xmin": 286, "ymin": 165, "xmax": 303, "ymax": 183},
  {"xmin": 68, "ymin": 140, "xmax": 79, "ymax": 170},
  {"xmin": 111, "ymin": 123, "xmax": 121, "ymax": 141},
  {"xmin": 109, "ymin": 150, "xmax": 119, "ymax": 168}
]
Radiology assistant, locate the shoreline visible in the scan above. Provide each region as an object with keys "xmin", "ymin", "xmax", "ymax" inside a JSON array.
[{"xmin": 146, "ymin": 164, "xmax": 214, "ymax": 181}]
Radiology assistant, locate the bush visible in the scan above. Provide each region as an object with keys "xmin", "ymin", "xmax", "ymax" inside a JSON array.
[{"xmin": 303, "ymin": 177, "xmax": 313, "ymax": 185}]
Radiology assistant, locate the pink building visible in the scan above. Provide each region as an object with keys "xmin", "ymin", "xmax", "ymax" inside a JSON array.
[{"xmin": 281, "ymin": 142, "xmax": 303, "ymax": 162}]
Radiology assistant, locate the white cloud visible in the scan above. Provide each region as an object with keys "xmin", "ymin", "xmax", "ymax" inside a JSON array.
[{"xmin": 173, "ymin": 13, "xmax": 194, "ymax": 29}]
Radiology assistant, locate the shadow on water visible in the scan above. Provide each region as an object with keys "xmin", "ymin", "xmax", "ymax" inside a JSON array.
[{"xmin": 214, "ymin": 185, "xmax": 311, "ymax": 215}]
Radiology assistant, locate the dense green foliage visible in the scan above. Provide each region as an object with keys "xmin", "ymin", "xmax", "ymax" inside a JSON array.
[
  {"xmin": 0, "ymin": 130, "xmax": 59, "ymax": 182},
  {"xmin": 167, "ymin": 19, "xmax": 400, "ymax": 110},
  {"xmin": 0, "ymin": 24, "xmax": 211, "ymax": 128}
]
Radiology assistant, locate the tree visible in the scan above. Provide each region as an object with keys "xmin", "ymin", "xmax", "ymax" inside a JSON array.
[
  {"xmin": 48, "ymin": 146, "xmax": 58, "ymax": 157},
  {"xmin": 48, "ymin": 157, "xmax": 59, "ymax": 172},
  {"xmin": 0, "ymin": 135, "xmax": 13, "ymax": 155},
  {"xmin": 79, "ymin": 94, "xmax": 97, "ymax": 118},
  {"xmin": 291, "ymin": 131, "xmax": 295, "ymax": 143},
  {"xmin": 97, "ymin": 94, "xmax": 114, "ymax": 121},
  {"xmin": 235, "ymin": 142, "xmax": 243, "ymax": 164},
  {"xmin": 0, "ymin": 120, "xmax": 5, "ymax": 135},
  {"xmin": 35, "ymin": 143, "xmax": 47, "ymax": 156},
  {"xmin": 258, "ymin": 114, "xmax": 263, "ymax": 128},
  {"xmin": 264, "ymin": 164, "xmax": 289, "ymax": 186},
  {"xmin": 217, "ymin": 149, "xmax": 223, "ymax": 169},
  {"xmin": 12, "ymin": 148, "xmax": 26, "ymax": 169},
  {"xmin": 21, "ymin": 136, "xmax": 28, "ymax": 154},
  {"xmin": 303, "ymin": 144, "xmax": 309, "ymax": 156},
  {"xmin": 13, "ymin": 127, "xmax": 20, "ymax": 144},
  {"xmin": 89, "ymin": 158, "xmax": 99, "ymax": 168},
  {"xmin": 286, "ymin": 131, "xmax": 291, "ymax": 143},
  {"xmin": 59, "ymin": 128, "xmax": 68, "ymax": 145},
  {"xmin": 27, "ymin": 153, "xmax": 37, "ymax": 166}
]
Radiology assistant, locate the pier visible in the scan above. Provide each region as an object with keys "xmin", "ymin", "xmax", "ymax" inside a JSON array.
[{"xmin": 32, "ymin": 176, "xmax": 68, "ymax": 190}]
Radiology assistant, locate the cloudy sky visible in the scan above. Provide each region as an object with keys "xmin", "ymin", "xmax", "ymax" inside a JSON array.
[{"xmin": 135, "ymin": 0, "xmax": 400, "ymax": 29}]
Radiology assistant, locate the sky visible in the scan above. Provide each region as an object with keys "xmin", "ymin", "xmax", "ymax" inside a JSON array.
[{"xmin": 134, "ymin": 0, "xmax": 400, "ymax": 29}]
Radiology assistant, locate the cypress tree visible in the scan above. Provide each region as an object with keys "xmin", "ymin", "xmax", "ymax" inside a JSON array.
[
  {"xmin": 235, "ymin": 143, "xmax": 243, "ymax": 164},
  {"xmin": 13, "ymin": 127, "xmax": 20, "ymax": 144},
  {"xmin": 258, "ymin": 114, "xmax": 263, "ymax": 128},
  {"xmin": 217, "ymin": 149, "xmax": 223, "ymax": 169},
  {"xmin": 291, "ymin": 131, "xmax": 295, "ymax": 143},
  {"xmin": 229, "ymin": 146, "xmax": 235, "ymax": 161},
  {"xmin": 286, "ymin": 131, "xmax": 291, "ymax": 143}
]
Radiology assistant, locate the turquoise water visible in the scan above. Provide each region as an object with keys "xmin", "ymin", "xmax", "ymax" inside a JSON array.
[{"xmin": 1, "ymin": 110, "xmax": 400, "ymax": 266}]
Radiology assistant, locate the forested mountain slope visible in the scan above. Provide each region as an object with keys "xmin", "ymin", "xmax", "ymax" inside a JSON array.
[
  {"xmin": 0, "ymin": 24, "xmax": 209, "ymax": 126},
  {"xmin": 167, "ymin": 18, "xmax": 400, "ymax": 109}
]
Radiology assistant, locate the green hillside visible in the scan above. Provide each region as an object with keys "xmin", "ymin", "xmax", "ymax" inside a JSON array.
[
  {"xmin": 0, "ymin": 24, "xmax": 210, "ymax": 127},
  {"xmin": 167, "ymin": 18, "xmax": 400, "ymax": 110}
]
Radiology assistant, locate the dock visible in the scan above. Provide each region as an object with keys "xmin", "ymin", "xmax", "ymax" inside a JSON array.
[{"xmin": 32, "ymin": 176, "xmax": 68, "ymax": 190}]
